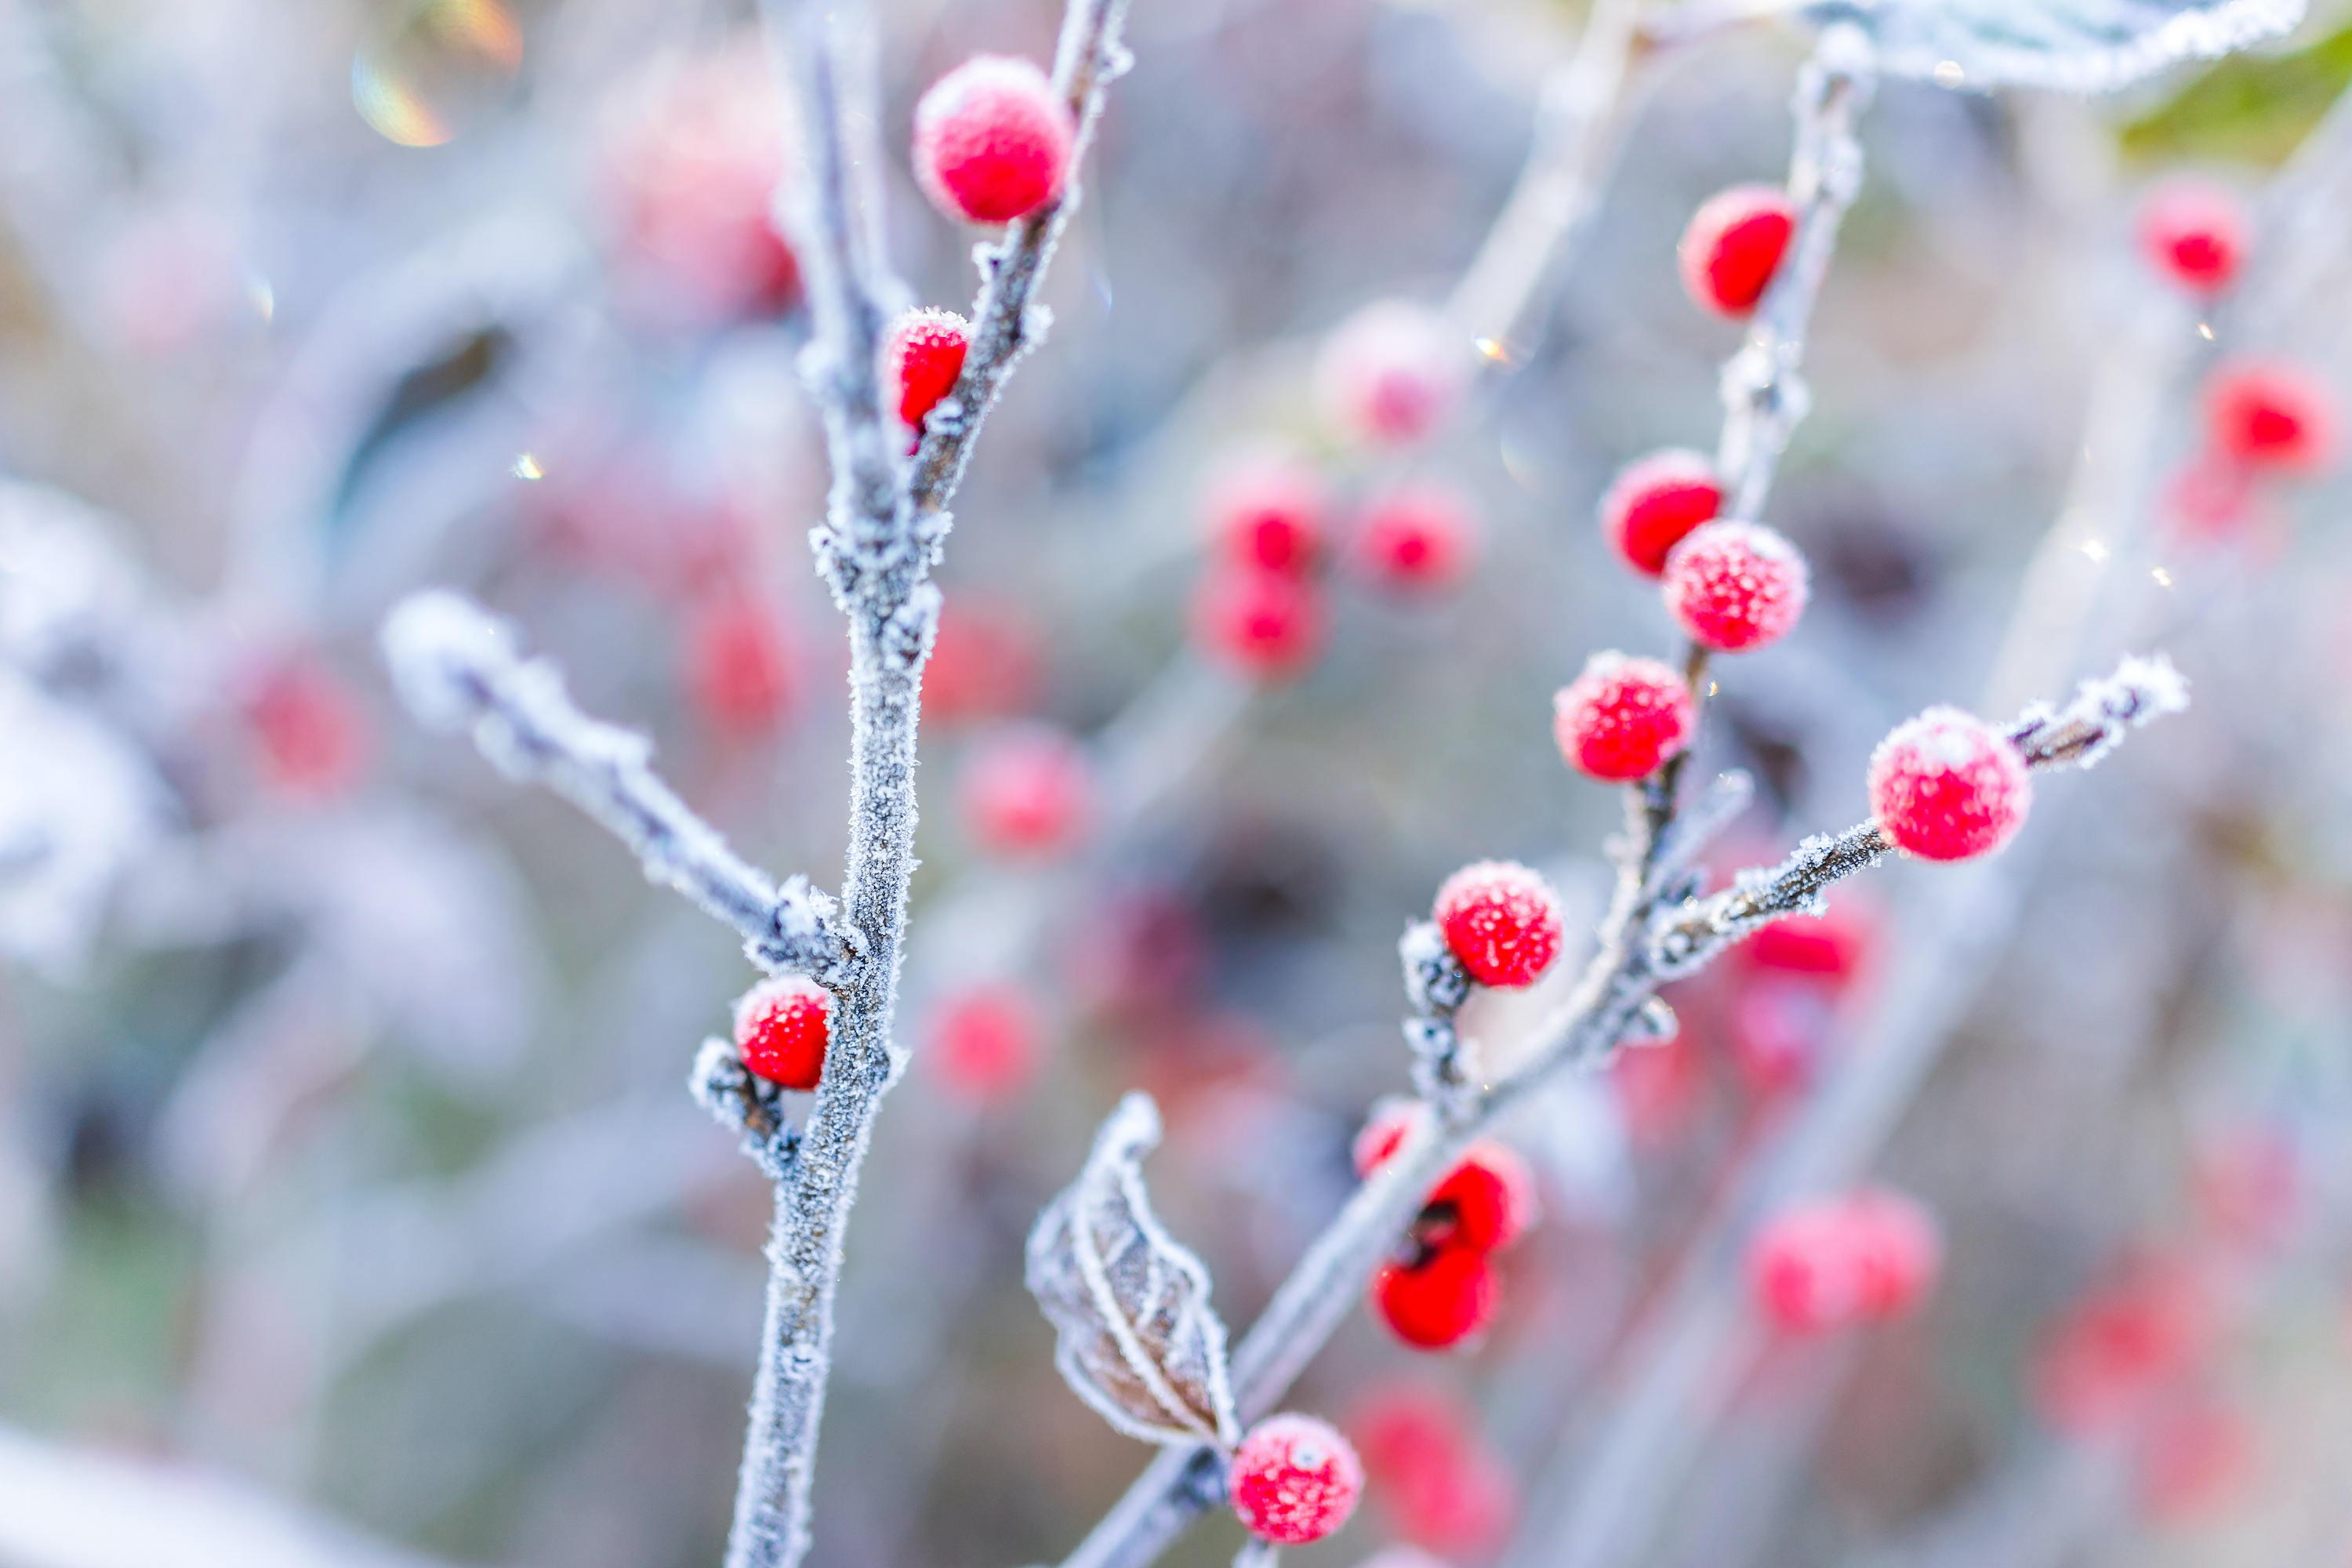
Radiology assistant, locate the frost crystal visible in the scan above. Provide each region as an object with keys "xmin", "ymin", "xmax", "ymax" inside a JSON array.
[{"xmin": 1811, "ymin": 0, "xmax": 2305, "ymax": 93}]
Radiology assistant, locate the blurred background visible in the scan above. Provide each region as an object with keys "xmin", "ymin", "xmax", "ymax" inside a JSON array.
[{"xmin": 2, "ymin": 0, "xmax": 2352, "ymax": 1566}]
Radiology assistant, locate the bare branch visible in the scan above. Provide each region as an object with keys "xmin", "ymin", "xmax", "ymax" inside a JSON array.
[
  {"xmin": 379, "ymin": 592, "xmax": 840, "ymax": 978},
  {"xmin": 690, "ymin": 1037, "xmax": 804, "ymax": 1184}
]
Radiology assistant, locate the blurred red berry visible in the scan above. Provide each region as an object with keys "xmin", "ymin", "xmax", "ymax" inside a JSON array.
[
  {"xmin": 2205, "ymin": 358, "xmax": 2337, "ymax": 473},
  {"xmin": 1374, "ymin": 1244, "xmax": 1500, "ymax": 1349},
  {"xmin": 1192, "ymin": 566, "xmax": 1327, "ymax": 681},
  {"xmin": 2033, "ymin": 1263, "xmax": 2216, "ymax": 1434},
  {"xmin": 960, "ymin": 722, "xmax": 1094, "ymax": 857},
  {"xmin": 1317, "ymin": 300, "xmax": 1471, "ymax": 445},
  {"xmin": 1553, "ymin": 651, "xmax": 1697, "ymax": 782},
  {"xmin": 2162, "ymin": 449, "xmax": 2257, "ymax": 541},
  {"xmin": 1599, "ymin": 449, "xmax": 1722, "ymax": 576},
  {"xmin": 884, "ymin": 307, "xmax": 971, "ymax": 434},
  {"xmin": 925, "ymin": 600, "xmax": 1042, "ymax": 724},
  {"xmin": 2135, "ymin": 1396, "xmax": 2255, "ymax": 1526},
  {"xmin": 1661, "ymin": 520, "xmax": 1809, "ymax": 653},
  {"xmin": 688, "ymin": 595, "xmax": 794, "ymax": 734},
  {"xmin": 1425, "ymin": 1142, "xmax": 1537, "ymax": 1254},
  {"xmin": 244, "ymin": 657, "xmax": 372, "ymax": 800},
  {"xmin": 1356, "ymin": 482, "xmax": 1479, "ymax": 593},
  {"xmin": 1352, "ymin": 1096, "xmax": 1421, "ymax": 1177},
  {"xmin": 911, "ymin": 56, "xmax": 1073, "ymax": 225},
  {"xmin": 1433, "ymin": 860, "xmax": 1563, "ymax": 989},
  {"xmin": 735, "ymin": 975, "xmax": 832, "ymax": 1089},
  {"xmin": 1867, "ymin": 706, "xmax": 2032, "ymax": 862},
  {"xmin": 1745, "ymin": 893, "xmax": 1873, "ymax": 981},
  {"xmin": 1351, "ymin": 1386, "xmax": 1518, "ymax": 1559},
  {"xmin": 1748, "ymin": 1201, "xmax": 1869, "ymax": 1334},
  {"xmin": 1679, "ymin": 184, "xmax": 1798, "ymax": 318},
  {"xmin": 928, "ymin": 983, "xmax": 1041, "ymax": 1101},
  {"xmin": 1228, "ymin": 1414, "xmax": 1363, "ymax": 1544},
  {"xmin": 1847, "ymin": 1187, "xmax": 1943, "ymax": 1319},
  {"xmin": 1205, "ymin": 449, "xmax": 1327, "ymax": 577},
  {"xmin": 2138, "ymin": 179, "xmax": 2245, "ymax": 295}
]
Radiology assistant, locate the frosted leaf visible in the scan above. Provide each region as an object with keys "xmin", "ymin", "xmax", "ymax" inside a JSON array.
[
  {"xmin": 1025, "ymin": 1093, "xmax": 1240, "ymax": 1448},
  {"xmin": 1813, "ymin": 0, "xmax": 2307, "ymax": 93}
]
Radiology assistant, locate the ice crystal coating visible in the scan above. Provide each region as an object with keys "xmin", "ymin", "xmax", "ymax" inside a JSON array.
[
  {"xmin": 2005, "ymin": 652, "xmax": 2190, "ymax": 772},
  {"xmin": 1374, "ymin": 1244, "xmax": 1500, "ymax": 1348},
  {"xmin": 2138, "ymin": 179, "xmax": 2245, "ymax": 295},
  {"xmin": 1192, "ymin": 566, "xmax": 1326, "ymax": 681},
  {"xmin": 735, "ymin": 975, "xmax": 833, "ymax": 1089},
  {"xmin": 884, "ymin": 307, "xmax": 974, "ymax": 432},
  {"xmin": 911, "ymin": 56, "xmax": 1075, "ymax": 225},
  {"xmin": 1356, "ymin": 482, "xmax": 1479, "ymax": 592},
  {"xmin": 1205, "ymin": 448, "xmax": 1327, "ymax": 577},
  {"xmin": 2204, "ymin": 358, "xmax": 2337, "ymax": 473},
  {"xmin": 1316, "ymin": 300, "xmax": 1472, "ymax": 445},
  {"xmin": 1025, "ymin": 1094, "xmax": 1240, "ymax": 1446},
  {"xmin": 1554, "ymin": 651, "xmax": 1697, "ymax": 782},
  {"xmin": 1432, "ymin": 860, "xmax": 1563, "ymax": 989},
  {"xmin": 1678, "ymin": 185, "xmax": 1797, "ymax": 318},
  {"xmin": 1867, "ymin": 706, "xmax": 2032, "ymax": 861},
  {"xmin": 960, "ymin": 721, "xmax": 1094, "ymax": 857},
  {"xmin": 1661, "ymin": 521, "xmax": 1810, "ymax": 653},
  {"xmin": 1599, "ymin": 448, "xmax": 1723, "ymax": 577},
  {"xmin": 1815, "ymin": 0, "xmax": 2308, "ymax": 94},
  {"xmin": 1228, "ymin": 1414, "xmax": 1365, "ymax": 1545}
]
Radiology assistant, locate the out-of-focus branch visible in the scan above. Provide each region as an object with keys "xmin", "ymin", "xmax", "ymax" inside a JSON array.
[
  {"xmin": 379, "ymin": 591, "xmax": 841, "ymax": 978},
  {"xmin": 1717, "ymin": 24, "xmax": 1875, "ymax": 523}
]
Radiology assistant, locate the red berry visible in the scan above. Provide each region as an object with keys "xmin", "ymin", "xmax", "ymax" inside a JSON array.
[
  {"xmin": 2032, "ymin": 1262, "xmax": 2216, "ymax": 1434},
  {"xmin": 883, "ymin": 307, "xmax": 971, "ymax": 434},
  {"xmin": 1349, "ymin": 1388, "xmax": 1518, "ymax": 1559},
  {"xmin": 1356, "ymin": 483, "xmax": 1479, "ymax": 592},
  {"xmin": 1867, "ymin": 706, "xmax": 2032, "ymax": 862},
  {"xmin": 1432, "ymin": 860, "xmax": 1562, "ymax": 989},
  {"xmin": 1599, "ymin": 449, "xmax": 1722, "ymax": 577},
  {"xmin": 1352, "ymin": 1096, "xmax": 1421, "ymax": 1177},
  {"xmin": 1748, "ymin": 1200, "xmax": 1869, "ymax": 1334},
  {"xmin": 2205, "ymin": 358, "xmax": 2336, "ymax": 473},
  {"xmin": 1744, "ymin": 893, "xmax": 1872, "ymax": 980},
  {"xmin": 910, "ymin": 56, "xmax": 1073, "ymax": 225},
  {"xmin": 1316, "ymin": 300, "xmax": 1470, "ymax": 445},
  {"xmin": 1228, "ymin": 1414, "xmax": 1364, "ymax": 1545},
  {"xmin": 244, "ymin": 656, "xmax": 372, "ymax": 800},
  {"xmin": 2138, "ymin": 179, "xmax": 2245, "ymax": 295},
  {"xmin": 1205, "ymin": 449, "xmax": 1327, "ymax": 576},
  {"xmin": 1374, "ymin": 1245, "xmax": 1500, "ymax": 1349},
  {"xmin": 1661, "ymin": 520, "xmax": 1809, "ymax": 653},
  {"xmin": 928, "ymin": 983, "xmax": 1041, "ymax": 1101},
  {"xmin": 925, "ymin": 599, "xmax": 1042, "ymax": 725},
  {"xmin": 1846, "ymin": 1187, "xmax": 1942, "ymax": 1319},
  {"xmin": 2136, "ymin": 1396, "xmax": 2254, "ymax": 1525},
  {"xmin": 1192, "ymin": 566, "xmax": 1326, "ymax": 681},
  {"xmin": 960, "ymin": 722, "xmax": 1094, "ymax": 858},
  {"xmin": 1553, "ymin": 651, "xmax": 1697, "ymax": 782},
  {"xmin": 2162, "ymin": 449, "xmax": 2256, "ymax": 542},
  {"xmin": 1679, "ymin": 184, "xmax": 1798, "ymax": 318},
  {"xmin": 688, "ymin": 594, "xmax": 794, "ymax": 734},
  {"xmin": 1425, "ymin": 1142, "xmax": 1537, "ymax": 1253},
  {"xmin": 734, "ymin": 975, "xmax": 832, "ymax": 1089}
]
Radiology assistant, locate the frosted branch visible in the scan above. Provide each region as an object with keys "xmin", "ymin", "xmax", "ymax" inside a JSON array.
[
  {"xmin": 379, "ymin": 592, "xmax": 841, "ymax": 978},
  {"xmin": 690, "ymin": 1037, "xmax": 804, "ymax": 1184},
  {"xmin": 2003, "ymin": 652, "xmax": 2189, "ymax": 771},
  {"xmin": 1716, "ymin": 25, "xmax": 1875, "ymax": 523}
]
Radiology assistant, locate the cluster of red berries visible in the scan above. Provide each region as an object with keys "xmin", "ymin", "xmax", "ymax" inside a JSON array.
[
  {"xmin": 732, "ymin": 974, "xmax": 833, "ymax": 1091},
  {"xmin": 1745, "ymin": 1186, "xmax": 1941, "ymax": 1334},
  {"xmin": 1191, "ymin": 446, "xmax": 1483, "ymax": 682},
  {"xmin": 1227, "ymin": 1413, "xmax": 1364, "ymax": 1544},
  {"xmin": 1356, "ymin": 1098, "xmax": 1538, "ymax": 1349}
]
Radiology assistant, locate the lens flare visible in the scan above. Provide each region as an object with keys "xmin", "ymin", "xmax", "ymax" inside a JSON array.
[{"xmin": 353, "ymin": 0, "xmax": 524, "ymax": 149}]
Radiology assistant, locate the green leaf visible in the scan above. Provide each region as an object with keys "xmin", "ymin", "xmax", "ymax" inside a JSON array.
[{"xmin": 2117, "ymin": 19, "xmax": 2352, "ymax": 165}]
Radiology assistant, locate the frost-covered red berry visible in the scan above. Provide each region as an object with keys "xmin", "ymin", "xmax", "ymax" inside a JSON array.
[
  {"xmin": 1374, "ymin": 1245, "xmax": 1499, "ymax": 1349},
  {"xmin": 1228, "ymin": 1414, "xmax": 1365, "ymax": 1544},
  {"xmin": 1352, "ymin": 1096, "xmax": 1421, "ymax": 1177},
  {"xmin": 1432, "ymin": 860, "xmax": 1563, "ymax": 989},
  {"xmin": 1192, "ymin": 566, "xmax": 1327, "ymax": 681},
  {"xmin": 884, "ymin": 308, "xmax": 971, "ymax": 434},
  {"xmin": 1599, "ymin": 449, "xmax": 1722, "ymax": 577},
  {"xmin": 2204, "ymin": 358, "xmax": 2337, "ymax": 473},
  {"xmin": 2138, "ymin": 179, "xmax": 2245, "ymax": 296},
  {"xmin": 734, "ymin": 975, "xmax": 832, "ymax": 1089},
  {"xmin": 911, "ymin": 56, "xmax": 1074, "ymax": 225},
  {"xmin": 960, "ymin": 722, "xmax": 1094, "ymax": 857},
  {"xmin": 1553, "ymin": 652, "xmax": 1697, "ymax": 782},
  {"xmin": 1867, "ymin": 706, "xmax": 2032, "ymax": 862},
  {"xmin": 1425, "ymin": 1142, "xmax": 1537, "ymax": 1253},
  {"xmin": 928, "ymin": 983, "xmax": 1040, "ymax": 1101},
  {"xmin": 1206, "ymin": 450, "xmax": 1327, "ymax": 577},
  {"xmin": 1356, "ymin": 483, "xmax": 1479, "ymax": 592},
  {"xmin": 1317, "ymin": 300, "xmax": 1472, "ymax": 445},
  {"xmin": 1679, "ymin": 185, "xmax": 1798, "ymax": 318},
  {"xmin": 1661, "ymin": 521, "xmax": 1809, "ymax": 652},
  {"xmin": 688, "ymin": 595, "xmax": 793, "ymax": 734}
]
